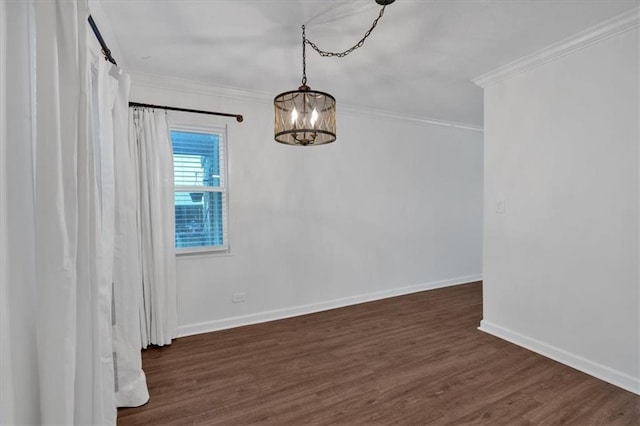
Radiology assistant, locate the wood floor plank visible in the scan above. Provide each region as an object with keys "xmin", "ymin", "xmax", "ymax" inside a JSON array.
[{"xmin": 118, "ymin": 282, "xmax": 639, "ymax": 425}]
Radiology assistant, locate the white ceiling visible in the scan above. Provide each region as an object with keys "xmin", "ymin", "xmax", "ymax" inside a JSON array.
[{"xmin": 91, "ymin": 0, "xmax": 637, "ymax": 127}]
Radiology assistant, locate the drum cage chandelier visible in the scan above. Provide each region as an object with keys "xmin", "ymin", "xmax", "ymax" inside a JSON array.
[{"xmin": 273, "ymin": 0, "xmax": 396, "ymax": 146}]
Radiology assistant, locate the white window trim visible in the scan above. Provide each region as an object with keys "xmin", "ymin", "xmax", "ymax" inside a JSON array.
[{"xmin": 170, "ymin": 122, "xmax": 230, "ymax": 256}]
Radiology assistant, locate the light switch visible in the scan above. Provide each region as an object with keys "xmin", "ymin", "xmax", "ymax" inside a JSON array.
[{"xmin": 496, "ymin": 199, "xmax": 506, "ymax": 213}]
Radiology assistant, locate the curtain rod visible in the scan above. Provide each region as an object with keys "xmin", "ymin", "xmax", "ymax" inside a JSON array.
[
  {"xmin": 86, "ymin": 16, "xmax": 245, "ymax": 123},
  {"xmin": 129, "ymin": 102, "xmax": 244, "ymax": 122},
  {"xmin": 88, "ymin": 15, "xmax": 118, "ymax": 66}
]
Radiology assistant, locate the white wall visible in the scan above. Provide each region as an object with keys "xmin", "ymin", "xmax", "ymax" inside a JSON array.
[
  {"xmin": 130, "ymin": 75, "xmax": 483, "ymax": 336},
  {"xmin": 480, "ymin": 25, "xmax": 639, "ymax": 394}
]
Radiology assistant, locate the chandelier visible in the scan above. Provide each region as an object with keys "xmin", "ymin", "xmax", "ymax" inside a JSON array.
[{"xmin": 273, "ymin": 0, "xmax": 395, "ymax": 146}]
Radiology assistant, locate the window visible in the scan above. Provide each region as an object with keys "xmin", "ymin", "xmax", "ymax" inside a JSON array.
[{"xmin": 171, "ymin": 127, "xmax": 228, "ymax": 254}]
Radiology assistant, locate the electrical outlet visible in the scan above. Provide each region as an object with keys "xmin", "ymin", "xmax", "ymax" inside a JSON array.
[{"xmin": 232, "ymin": 292, "xmax": 246, "ymax": 303}]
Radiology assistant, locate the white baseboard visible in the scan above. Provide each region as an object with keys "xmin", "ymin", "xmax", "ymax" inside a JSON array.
[
  {"xmin": 479, "ymin": 320, "xmax": 640, "ymax": 395},
  {"xmin": 177, "ymin": 274, "xmax": 482, "ymax": 338}
]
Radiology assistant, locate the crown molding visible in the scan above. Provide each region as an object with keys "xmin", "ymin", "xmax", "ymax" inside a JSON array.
[
  {"xmin": 339, "ymin": 104, "xmax": 484, "ymax": 132},
  {"xmin": 130, "ymin": 72, "xmax": 484, "ymax": 133},
  {"xmin": 130, "ymin": 72, "xmax": 274, "ymax": 104},
  {"xmin": 473, "ymin": 6, "xmax": 639, "ymax": 89}
]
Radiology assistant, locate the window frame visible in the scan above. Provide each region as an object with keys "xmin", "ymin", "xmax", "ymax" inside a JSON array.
[{"xmin": 170, "ymin": 122, "xmax": 230, "ymax": 256}]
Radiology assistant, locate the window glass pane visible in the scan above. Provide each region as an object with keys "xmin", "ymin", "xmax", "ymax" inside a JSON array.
[
  {"xmin": 171, "ymin": 130, "xmax": 221, "ymax": 187},
  {"xmin": 174, "ymin": 191, "xmax": 225, "ymax": 248}
]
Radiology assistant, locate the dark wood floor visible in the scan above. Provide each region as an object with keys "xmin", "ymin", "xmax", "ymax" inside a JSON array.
[{"xmin": 118, "ymin": 282, "xmax": 639, "ymax": 425}]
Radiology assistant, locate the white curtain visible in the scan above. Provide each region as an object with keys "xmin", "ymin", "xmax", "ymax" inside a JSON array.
[
  {"xmin": 112, "ymin": 77, "xmax": 151, "ymax": 407},
  {"xmin": 97, "ymin": 55, "xmax": 151, "ymax": 407},
  {"xmin": 0, "ymin": 1, "xmax": 34, "ymax": 424},
  {"xmin": 0, "ymin": 0, "xmax": 148, "ymax": 423},
  {"xmin": 35, "ymin": 0, "xmax": 118, "ymax": 422},
  {"xmin": 131, "ymin": 108, "xmax": 178, "ymax": 347}
]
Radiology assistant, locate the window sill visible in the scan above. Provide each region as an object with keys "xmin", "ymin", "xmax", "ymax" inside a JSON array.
[{"xmin": 176, "ymin": 249, "xmax": 232, "ymax": 260}]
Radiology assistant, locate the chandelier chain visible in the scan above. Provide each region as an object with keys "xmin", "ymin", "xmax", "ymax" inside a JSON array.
[
  {"xmin": 303, "ymin": 5, "xmax": 387, "ymax": 58},
  {"xmin": 302, "ymin": 25, "xmax": 307, "ymax": 86}
]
